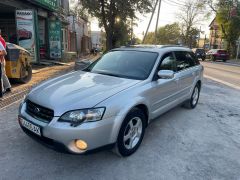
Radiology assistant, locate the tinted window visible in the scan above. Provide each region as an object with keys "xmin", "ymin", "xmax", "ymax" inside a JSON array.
[
  {"xmin": 159, "ymin": 52, "xmax": 177, "ymax": 72},
  {"xmin": 84, "ymin": 50, "xmax": 158, "ymax": 80},
  {"xmin": 195, "ymin": 49, "xmax": 205, "ymax": 54},
  {"xmin": 217, "ymin": 50, "xmax": 227, "ymax": 54},
  {"xmin": 174, "ymin": 51, "xmax": 197, "ymax": 71},
  {"xmin": 190, "ymin": 52, "xmax": 200, "ymax": 65}
]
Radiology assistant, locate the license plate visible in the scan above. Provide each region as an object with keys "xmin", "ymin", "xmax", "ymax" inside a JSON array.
[{"xmin": 19, "ymin": 117, "xmax": 41, "ymax": 136}]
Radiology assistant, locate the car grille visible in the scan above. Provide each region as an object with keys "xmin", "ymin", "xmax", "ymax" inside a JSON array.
[{"xmin": 26, "ymin": 100, "xmax": 54, "ymax": 122}]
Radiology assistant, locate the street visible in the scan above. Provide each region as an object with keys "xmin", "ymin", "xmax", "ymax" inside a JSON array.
[
  {"xmin": 0, "ymin": 75, "xmax": 240, "ymax": 179},
  {"xmin": 202, "ymin": 61, "xmax": 240, "ymax": 90}
]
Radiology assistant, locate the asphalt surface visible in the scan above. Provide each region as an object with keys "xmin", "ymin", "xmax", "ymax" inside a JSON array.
[
  {"xmin": 0, "ymin": 78, "xmax": 240, "ymax": 180},
  {"xmin": 201, "ymin": 61, "xmax": 240, "ymax": 89}
]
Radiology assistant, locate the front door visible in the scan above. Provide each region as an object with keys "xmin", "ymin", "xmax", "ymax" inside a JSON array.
[{"xmin": 149, "ymin": 52, "xmax": 179, "ymax": 118}]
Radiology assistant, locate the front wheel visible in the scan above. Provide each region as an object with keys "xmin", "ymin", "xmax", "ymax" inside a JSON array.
[
  {"xmin": 183, "ymin": 84, "xmax": 200, "ymax": 109},
  {"xmin": 115, "ymin": 108, "xmax": 146, "ymax": 157},
  {"xmin": 18, "ymin": 65, "xmax": 32, "ymax": 84}
]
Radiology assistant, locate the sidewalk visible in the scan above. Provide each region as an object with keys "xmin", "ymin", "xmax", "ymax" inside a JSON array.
[
  {"xmin": 0, "ymin": 54, "xmax": 99, "ymax": 109},
  {"xmin": 225, "ymin": 59, "xmax": 240, "ymax": 66},
  {"xmin": 0, "ymin": 62, "xmax": 75, "ymax": 109}
]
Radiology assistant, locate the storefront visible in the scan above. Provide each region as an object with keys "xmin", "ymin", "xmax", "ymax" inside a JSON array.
[{"xmin": 0, "ymin": 0, "xmax": 66, "ymax": 63}]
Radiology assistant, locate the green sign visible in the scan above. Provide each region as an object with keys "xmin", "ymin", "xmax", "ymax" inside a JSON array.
[
  {"xmin": 34, "ymin": 0, "xmax": 58, "ymax": 11},
  {"xmin": 49, "ymin": 20, "xmax": 62, "ymax": 59}
]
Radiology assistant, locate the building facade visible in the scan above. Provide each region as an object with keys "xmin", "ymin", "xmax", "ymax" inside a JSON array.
[
  {"xmin": 0, "ymin": 0, "xmax": 70, "ymax": 62},
  {"xmin": 209, "ymin": 18, "xmax": 225, "ymax": 49},
  {"xmin": 68, "ymin": 14, "xmax": 91, "ymax": 56},
  {"xmin": 91, "ymin": 31, "xmax": 105, "ymax": 50}
]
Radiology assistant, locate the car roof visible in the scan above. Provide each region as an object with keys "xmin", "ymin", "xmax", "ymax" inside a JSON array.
[{"xmin": 113, "ymin": 44, "xmax": 192, "ymax": 54}]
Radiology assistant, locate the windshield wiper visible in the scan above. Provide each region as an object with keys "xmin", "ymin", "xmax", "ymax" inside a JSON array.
[{"xmin": 96, "ymin": 71, "xmax": 121, "ymax": 78}]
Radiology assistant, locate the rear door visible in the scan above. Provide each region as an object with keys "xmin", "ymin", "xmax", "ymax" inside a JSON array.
[{"xmin": 174, "ymin": 51, "xmax": 198, "ymax": 98}]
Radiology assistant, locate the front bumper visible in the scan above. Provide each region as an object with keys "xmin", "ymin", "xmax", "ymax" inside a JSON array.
[{"xmin": 19, "ymin": 103, "xmax": 121, "ymax": 154}]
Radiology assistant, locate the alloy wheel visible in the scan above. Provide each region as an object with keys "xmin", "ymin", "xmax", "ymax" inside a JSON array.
[{"xmin": 123, "ymin": 117, "xmax": 143, "ymax": 150}]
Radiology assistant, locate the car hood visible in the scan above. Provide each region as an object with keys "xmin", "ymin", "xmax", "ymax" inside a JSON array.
[{"xmin": 27, "ymin": 71, "xmax": 140, "ymax": 116}]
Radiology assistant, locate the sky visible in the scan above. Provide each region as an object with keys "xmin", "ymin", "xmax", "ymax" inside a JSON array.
[{"xmin": 71, "ymin": 0, "xmax": 214, "ymax": 40}]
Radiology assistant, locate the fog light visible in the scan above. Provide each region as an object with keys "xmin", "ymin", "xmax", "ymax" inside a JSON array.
[{"xmin": 75, "ymin": 140, "xmax": 88, "ymax": 150}]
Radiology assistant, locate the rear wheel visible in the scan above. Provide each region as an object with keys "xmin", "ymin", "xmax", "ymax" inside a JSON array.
[
  {"xmin": 211, "ymin": 55, "xmax": 216, "ymax": 61},
  {"xmin": 183, "ymin": 84, "xmax": 200, "ymax": 109},
  {"xmin": 115, "ymin": 108, "xmax": 146, "ymax": 157},
  {"xmin": 18, "ymin": 64, "xmax": 32, "ymax": 84}
]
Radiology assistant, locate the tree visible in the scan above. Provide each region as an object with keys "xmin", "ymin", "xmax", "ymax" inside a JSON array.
[
  {"xmin": 144, "ymin": 23, "xmax": 181, "ymax": 44},
  {"xmin": 78, "ymin": 0, "xmax": 154, "ymax": 50},
  {"xmin": 176, "ymin": 0, "xmax": 206, "ymax": 48},
  {"xmin": 205, "ymin": 0, "xmax": 240, "ymax": 56}
]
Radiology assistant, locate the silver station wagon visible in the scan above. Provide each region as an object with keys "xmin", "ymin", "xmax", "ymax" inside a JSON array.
[{"xmin": 18, "ymin": 45, "xmax": 203, "ymax": 156}]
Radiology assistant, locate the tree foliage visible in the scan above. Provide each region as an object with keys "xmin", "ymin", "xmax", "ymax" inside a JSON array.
[
  {"xmin": 216, "ymin": 0, "xmax": 240, "ymax": 56},
  {"xmin": 205, "ymin": 0, "xmax": 240, "ymax": 56},
  {"xmin": 78, "ymin": 0, "xmax": 154, "ymax": 50},
  {"xmin": 176, "ymin": 0, "xmax": 206, "ymax": 48},
  {"xmin": 144, "ymin": 23, "xmax": 181, "ymax": 44}
]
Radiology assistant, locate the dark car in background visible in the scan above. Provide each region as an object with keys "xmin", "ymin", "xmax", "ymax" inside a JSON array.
[
  {"xmin": 206, "ymin": 49, "xmax": 229, "ymax": 62},
  {"xmin": 192, "ymin": 48, "xmax": 206, "ymax": 61}
]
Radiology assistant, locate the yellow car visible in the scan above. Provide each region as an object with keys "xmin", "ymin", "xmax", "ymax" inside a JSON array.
[{"xmin": 5, "ymin": 43, "xmax": 32, "ymax": 83}]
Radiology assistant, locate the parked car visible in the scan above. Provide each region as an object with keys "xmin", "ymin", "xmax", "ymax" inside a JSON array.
[
  {"xmin": 192, "ymin": 48, "xmax": 206, "ymax": 61},
  {"xmin": 5, "ymin": 43, "xmax": 32, "ymax": 83},
  {"xmin": 17, "ymin": 28, "xmax": 32, "ymax": 41},
  {"xmin": 18, "ymin": 46, "xmax": 203, "ymax": 156},
  {"xmin": 206, "ymin": 49, "xmax": 229, "ymax": 62}
]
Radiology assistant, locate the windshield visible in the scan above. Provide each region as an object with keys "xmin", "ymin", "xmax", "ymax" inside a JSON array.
[{"xmin": 84, "ymin": 50, "xmax": 158, "ymax": 80}]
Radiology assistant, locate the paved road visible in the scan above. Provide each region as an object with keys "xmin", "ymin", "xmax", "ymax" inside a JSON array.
[
  {"xmin": 201, "ymin": 61, "xmax": 240, "ymax": 89},
  {"xmin": 0, "ymin": 79, "xmax": 240, "ymax": 180}
]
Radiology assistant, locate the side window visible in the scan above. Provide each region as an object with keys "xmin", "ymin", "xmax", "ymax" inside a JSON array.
[
  {"xmin": 174, "ymin": 51, "xmax": 197, "ymax": 71},
  {"xmin": 159, "ymin": 52, "xmax": 177, "ymax": 72},
  {"xmin": 174, "ymin": 51, "xmax": 187, "ymax": 71},
  {"xmin": 189, "ymin": 52, "xmax": 200, "ymax": 65},
  {"xmin": 185, "ymin": 52, "xmax": 197, "ymax": 66}
]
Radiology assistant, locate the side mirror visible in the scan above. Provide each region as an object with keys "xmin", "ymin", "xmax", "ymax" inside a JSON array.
[{"xmin": 158, "ymin": 70, "xmax": 174, "ymax": 79}]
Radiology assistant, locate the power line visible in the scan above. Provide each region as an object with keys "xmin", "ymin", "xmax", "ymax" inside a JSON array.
[
  {"xmin": 168, "ymin": 0, "xmax": 186, "ymax": 6},
  {"xmin": 162, "ymin": 0, "xmax": 185, "ymax": 8}
]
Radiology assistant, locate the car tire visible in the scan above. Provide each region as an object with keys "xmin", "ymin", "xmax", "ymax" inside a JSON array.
[
  {"xmin": 17, "ymin": 65, "xmax": 32, "ymax": 84},
  {"xmin": 183, "ymin": 83, "xmax": 200, "ymax": 109},
  {"xmin": 115, "ymin": 108, "xmax": 146, "ymax": 157},
  {"xmin": 211, "ymin": 55, "xmax": 216, "ymax": 61}
]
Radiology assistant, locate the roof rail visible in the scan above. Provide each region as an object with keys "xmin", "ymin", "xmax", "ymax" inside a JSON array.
[{"xmin": 122, "ymin": 44, "xmax": 187, "ymax": 49}]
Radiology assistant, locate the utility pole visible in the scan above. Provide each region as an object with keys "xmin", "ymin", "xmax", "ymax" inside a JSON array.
[
  {"xmin": 203, "ymin": 34, "xmax": 206, "ymax": 50},
  {"xmin": 198, "ymin": 26, "xmax": 201, "ymax": 48},
  {"xmin": 236, "ymin": 37, "xmax": 240, "ymax": 61},
  {"xmin": 155, "ymin": 0, "xmax": 162, "ymax": 44},
  {"xmin": 142, "ymin": 0, "xmax": 159, "ymax": 43}
]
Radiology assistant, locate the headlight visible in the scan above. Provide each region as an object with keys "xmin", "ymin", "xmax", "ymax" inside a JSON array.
[{"xmin": 59, "ymin": 108, "xmax": 105, "ymax": 127}]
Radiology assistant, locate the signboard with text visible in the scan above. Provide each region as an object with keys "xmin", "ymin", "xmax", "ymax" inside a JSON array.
[
  {"xmin": 16, "ymin": 10, "xmax": 37, "ymax": 62},
  {"xmin": 49, "ymin": 20, "xmax": 62, "ymax": 59},
  {"xmin": 34, "ymin": 0, "xmax": 58, "ymax": 11}
]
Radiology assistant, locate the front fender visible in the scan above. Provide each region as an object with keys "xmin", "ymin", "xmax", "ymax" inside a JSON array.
[{"xmin": 99, "ymin": 96, "xmax": 150, "ymax": 143}]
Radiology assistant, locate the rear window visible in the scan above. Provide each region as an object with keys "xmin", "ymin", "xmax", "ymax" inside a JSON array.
[
  {"xmin": 196, "ymin": 49, "xmax": 205, "ymax": 53},
  {"xmin": 217, "ymin": 50, "xmax": 227, "ymax": 54}
]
